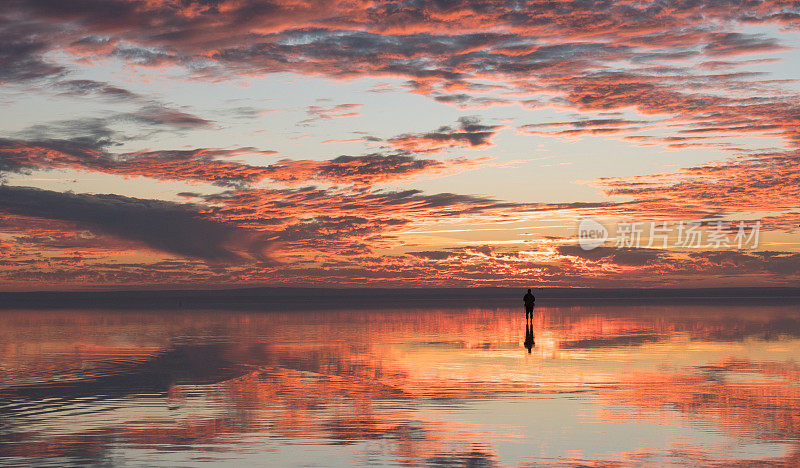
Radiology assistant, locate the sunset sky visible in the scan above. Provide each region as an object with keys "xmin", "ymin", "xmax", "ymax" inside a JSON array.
[{"xmin": 1, "ymin": 0, "xmax": 799, "ymax": 289}]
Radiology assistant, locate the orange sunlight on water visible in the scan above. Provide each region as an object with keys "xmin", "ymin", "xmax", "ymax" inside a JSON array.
[{"xmin": 1, "ymin": 303, "xmax": 799, "ymax": 466}]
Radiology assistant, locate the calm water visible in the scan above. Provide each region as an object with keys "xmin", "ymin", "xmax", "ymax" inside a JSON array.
[{"xmin": 1, "ymin": 303, "xmax": 799, "ymax": 466}]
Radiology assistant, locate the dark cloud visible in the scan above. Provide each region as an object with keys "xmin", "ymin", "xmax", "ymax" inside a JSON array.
[
  {"xmin": 2, "ymin": 104, "xmax": 214, "ymax": 154},
  {"xmin": 54, "ymin": 79, "xmax": 141, "ymax": 100},
  {"xmin": 406, "ymin": 251, "xmax": 459, "ymax": 260},
  {"xmin": 558, "ymin": 245, "xmax": 672, "ymax": 266},
  {"xmin": 264, "ymin": 153, "xmax": 482, "ymax": 187},
  {"xmin": 702, "ymin": 32, "xmax": 787, "ymax": 57},
  {"xmin": 0, "ymin": 17, "xmax": 64, "ymax": 83},
  {"xmin": 15, "ymin": 119, "xmax": 120, "ymax": 147},
  {"xmin": 130, "ymin": 106, "xmax": 214, "ymax": 129},
  {"xmin": 0, "ymin": 185, "xmax": 268, "ymax": 263},
  {"xmin": 520, "ymin": 118, "xmax": 652, "ymax": 137},
  {"xmin": 387, "ymin": 116, "xmax": 503, "ymax": 153}
]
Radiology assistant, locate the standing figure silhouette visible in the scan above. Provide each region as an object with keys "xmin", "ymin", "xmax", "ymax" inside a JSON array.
[{"xmin": 523, "ymin": 288, "xmax": 535, "ymax": 319}]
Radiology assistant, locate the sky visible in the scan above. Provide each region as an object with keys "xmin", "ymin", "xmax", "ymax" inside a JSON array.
[{"xmin": 0, "ymin": 0, "xmax": 799, "ymax": 290}]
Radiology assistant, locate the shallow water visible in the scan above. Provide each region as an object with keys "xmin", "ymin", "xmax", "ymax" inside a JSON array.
[{"xmin": 1, "ymin": 303, "xmax": 799, "ymax": 466}]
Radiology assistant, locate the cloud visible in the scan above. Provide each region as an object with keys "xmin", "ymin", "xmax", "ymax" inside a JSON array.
[
  {"xmin": 54, "ymin": 79, "xmax": 141, "ymax": 101},
  {"xmin": 7, "ymin": 106, "xmax": 215, "ymax": 149},
  {"xmin": 556, "ymin": 243, "xmax": 800, "ymax": 279},
  {"xmin": 0, "ymin": 137, "xmax": 487, "ymax": 188},
  {"xmin": 299, "ymin": 103, "xmax": 362, "ymax": 125},
  {"xmin": 0, "ymin": 185, "xmax": 269, "ymax": 263},
  {"xmin": 519, "ymin": 118, "xmax": 653, "ymax": 138},
  {"xmin": 432, "ymin": 93, "xmax": 514, "ymax": 109},
  {"xmin": 0, "ymin": 139, "xmax": 280, "ymax": 187},
  {"xmin": 192, "ymin": 187, "xmax": 608, "ymax": 264},
  {"xmin": 702, "ymin": 32, "xmax": 788, "ymax": 57},
  {"xmin": 262, "ymin": 153, "xmax": 487, "ymax": 187},
  {"xmin": 557, "ymin": 245, "xmax": 670, "ymax": 266},
  {"xmin": 0, "ymin": 16, "xmax": 64, "ymax": 83},
  {"xmin": 406, "ymin": 251, "xmax": 460, "ymax": 260},
  {"xmin": 130, "ymin": 106, "xmax": 214, "ymax": 129},
  {"xmin": 5, "ymin": 2, "xmax": 800, "ymax": 159},
  {"xmin": 387, "ymin": 117, "xmax": 503, "ymax": 153},
  {"xmin": 594, "ymin": 150, "xmax": 800, "ymax": 219},
  {"xmin": 2, "ymin": 0, "xmax": 800, "ymax": 286}
]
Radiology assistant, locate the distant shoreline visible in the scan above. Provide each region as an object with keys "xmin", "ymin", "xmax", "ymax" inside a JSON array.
[{"xmin": 1, "ymin": 287, "xmax": 799, "ymax": 310}]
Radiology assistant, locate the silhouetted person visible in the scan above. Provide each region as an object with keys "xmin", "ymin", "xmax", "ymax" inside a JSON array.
[
  {"xmin": 524, "ymin": 319, "xmax": 535, "ymax": 353},
  {"xmin": 523, "ymin": 288, "xmax": 535, "ymax": 319}
]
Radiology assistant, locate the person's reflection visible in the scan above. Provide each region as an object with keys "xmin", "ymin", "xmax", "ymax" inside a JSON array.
[{"xmin": 524, "ymin": 315, "xmax": 535, "ymax": 353}]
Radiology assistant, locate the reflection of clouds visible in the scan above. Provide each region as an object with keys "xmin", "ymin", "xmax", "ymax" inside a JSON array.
[
  {"xmin": 1, "ymin": 305, "xmax": 799, "ymax": 465},
  {"xmin": 558, "ymin": 333, "xmax": 664, "ymax": 349},
  {"xmin": 600, "ymin": 364, "xmax": 800, "ymax": 464}
]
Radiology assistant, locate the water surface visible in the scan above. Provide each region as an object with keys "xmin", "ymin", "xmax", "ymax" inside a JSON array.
[{"xmin": 1, "ymin": 303, "xmax": 799, "ymax": 466}]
